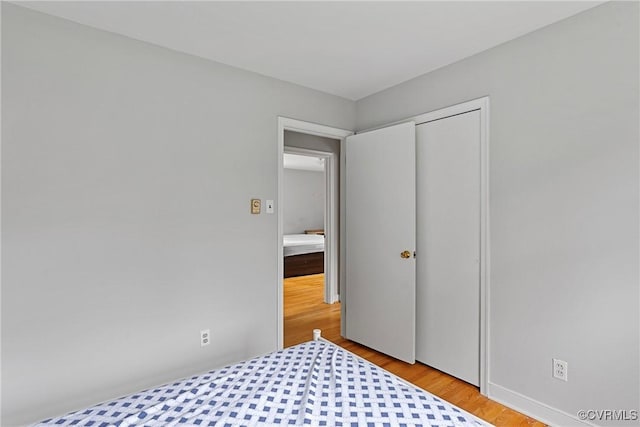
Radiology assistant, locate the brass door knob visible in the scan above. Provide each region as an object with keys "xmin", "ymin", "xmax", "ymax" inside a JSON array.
[{"xmin": 400, "ymin": 250, "xmax": 411, "ymax": 259}]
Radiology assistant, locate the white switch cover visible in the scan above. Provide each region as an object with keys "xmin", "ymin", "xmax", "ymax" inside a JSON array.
[{"xmin": 266, "ymin": 200, "xmax": 274, "ymax": 214}]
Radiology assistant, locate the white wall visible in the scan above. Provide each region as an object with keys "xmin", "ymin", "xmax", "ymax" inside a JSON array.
[
  {"xmin": 357, "ymin": 2, "xmax": 638, "ymax": 426},
  {"xmin": 283, "ymin": 168, "xmax": 325, "ymax": 235},
  {"xmin": 0, "ymin": 4, "xmax": 355, "ymax": 425},
  {"xmin": 3, "ymin": 2, "xmax": 638, "ymax": 426}
]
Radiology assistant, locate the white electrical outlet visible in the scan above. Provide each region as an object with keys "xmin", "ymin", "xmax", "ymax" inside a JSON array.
[
  {"xmin": 553, "ymin": 358, "xmax": 568, "ymax": 381},
  {"xmin": 200, "ymin": 329, "xmax": 210, "ymax": 347}
]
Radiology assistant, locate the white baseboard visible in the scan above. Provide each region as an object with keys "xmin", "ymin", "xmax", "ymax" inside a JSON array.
[{"xmin": 487, "ymin": 382, "xmax": 596, "ymax": 427}]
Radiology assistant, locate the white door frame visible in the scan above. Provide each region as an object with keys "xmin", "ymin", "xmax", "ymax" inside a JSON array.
[
  {"xmin": 358, "ymin": 97, "xmax": 490, "ymax": 395},
  {"xmin": 412, "ymin": 97, "xmax": 490, "ymax": 395},
  {"xmin": 277, "ymin": 117, "xmax": 353, "ymax": 349}
]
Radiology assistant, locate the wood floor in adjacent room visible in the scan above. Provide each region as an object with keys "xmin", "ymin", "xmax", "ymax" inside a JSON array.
[{"xmin": 284, "ymin": 273, "xmax": 545, "ymax": 427}]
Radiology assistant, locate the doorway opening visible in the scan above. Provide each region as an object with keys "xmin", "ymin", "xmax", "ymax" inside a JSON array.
[
  {"xmin": 282, "ymin": 150, "xmax": 328, "ymax": 289},
  {"xmin": 277, "ymin": 118, "xmax": 352, "ymax": 349}
]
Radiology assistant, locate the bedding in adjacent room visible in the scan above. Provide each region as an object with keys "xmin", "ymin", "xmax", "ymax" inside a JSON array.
[{"xmin": 283, "ymin": 234, "xmax": 325, "ymax": 257}]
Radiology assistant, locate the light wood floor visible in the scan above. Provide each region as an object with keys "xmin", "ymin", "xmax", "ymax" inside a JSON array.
[{"xmin": 284, "ymin": 274, "xmax": 545, "ymax": 427}]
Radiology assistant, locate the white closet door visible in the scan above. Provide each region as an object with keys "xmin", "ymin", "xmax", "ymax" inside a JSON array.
[
  {"xmin": 345, "ymin": 122, "xmax": 416, "ymax": 364},
  {"xmin": 416, "ymin": 111, "xmax": 481, "ymax": 386}
]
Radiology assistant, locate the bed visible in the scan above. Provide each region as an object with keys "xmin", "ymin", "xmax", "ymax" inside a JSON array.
[
  {"xmin": 284, "ymin": 234, "xmax": 325, "ymax": 278},
  {"xmin": 34, "ymin": 331, "xmax": 491, "ymax": 426}
]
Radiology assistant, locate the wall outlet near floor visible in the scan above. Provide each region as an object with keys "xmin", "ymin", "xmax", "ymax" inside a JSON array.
[
  {"xmin": 553, "ymin": 358, "xmax": 568, "ymax": 381},
  {"xmin": 200, "ymin": 329, "xmax": 210, "ymax": 347}
]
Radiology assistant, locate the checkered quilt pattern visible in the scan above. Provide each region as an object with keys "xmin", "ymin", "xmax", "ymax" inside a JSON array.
[{"xmin": 34, "ymin": 340, "xmax": 489, "ymax": 426}]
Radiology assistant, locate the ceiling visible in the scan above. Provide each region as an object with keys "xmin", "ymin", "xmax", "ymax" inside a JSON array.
[{"xmin": 18, "ymin": 1, "xmax": 604, "ymax": 100}]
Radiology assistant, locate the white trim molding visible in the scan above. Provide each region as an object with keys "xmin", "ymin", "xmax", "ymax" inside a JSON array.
[
  {"xmin": 277, "ymin": 117, "xmax": 353, "ymax": 350},
  {"xmin": 488, "ymin": 382, "xmax": 595, "ymax": 427}
]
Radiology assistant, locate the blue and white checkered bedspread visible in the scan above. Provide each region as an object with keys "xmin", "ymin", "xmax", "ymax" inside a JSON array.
[{"xmin": 34, "ymin": 340, "xmax": 488, "ymax": 426}]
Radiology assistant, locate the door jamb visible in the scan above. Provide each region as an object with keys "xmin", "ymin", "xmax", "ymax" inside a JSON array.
[{"xmin": 277, "ymin": 117, "xmax": 353, "ymax": 350}]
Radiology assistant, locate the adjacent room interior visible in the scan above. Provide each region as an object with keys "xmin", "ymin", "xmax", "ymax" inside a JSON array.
[
  {"xmin": 282, "ymin": 152, "xmax": 326, "ymax": 281},
  {"xmin": 2, "ymin": 2, "xmax": 638, "ymax": 426},
  {"xmin": 282, "ymin": 150, "xmax": 332, "ymax": 347}
]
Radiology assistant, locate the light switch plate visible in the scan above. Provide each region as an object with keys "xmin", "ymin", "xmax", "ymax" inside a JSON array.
[
  {"xmin": 266, "ymin": 200, "xmax": 274, "ymax": 214},
  {"xmin": 251, "ymin": 199, "xmax": 261, "ymax": 214}
]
